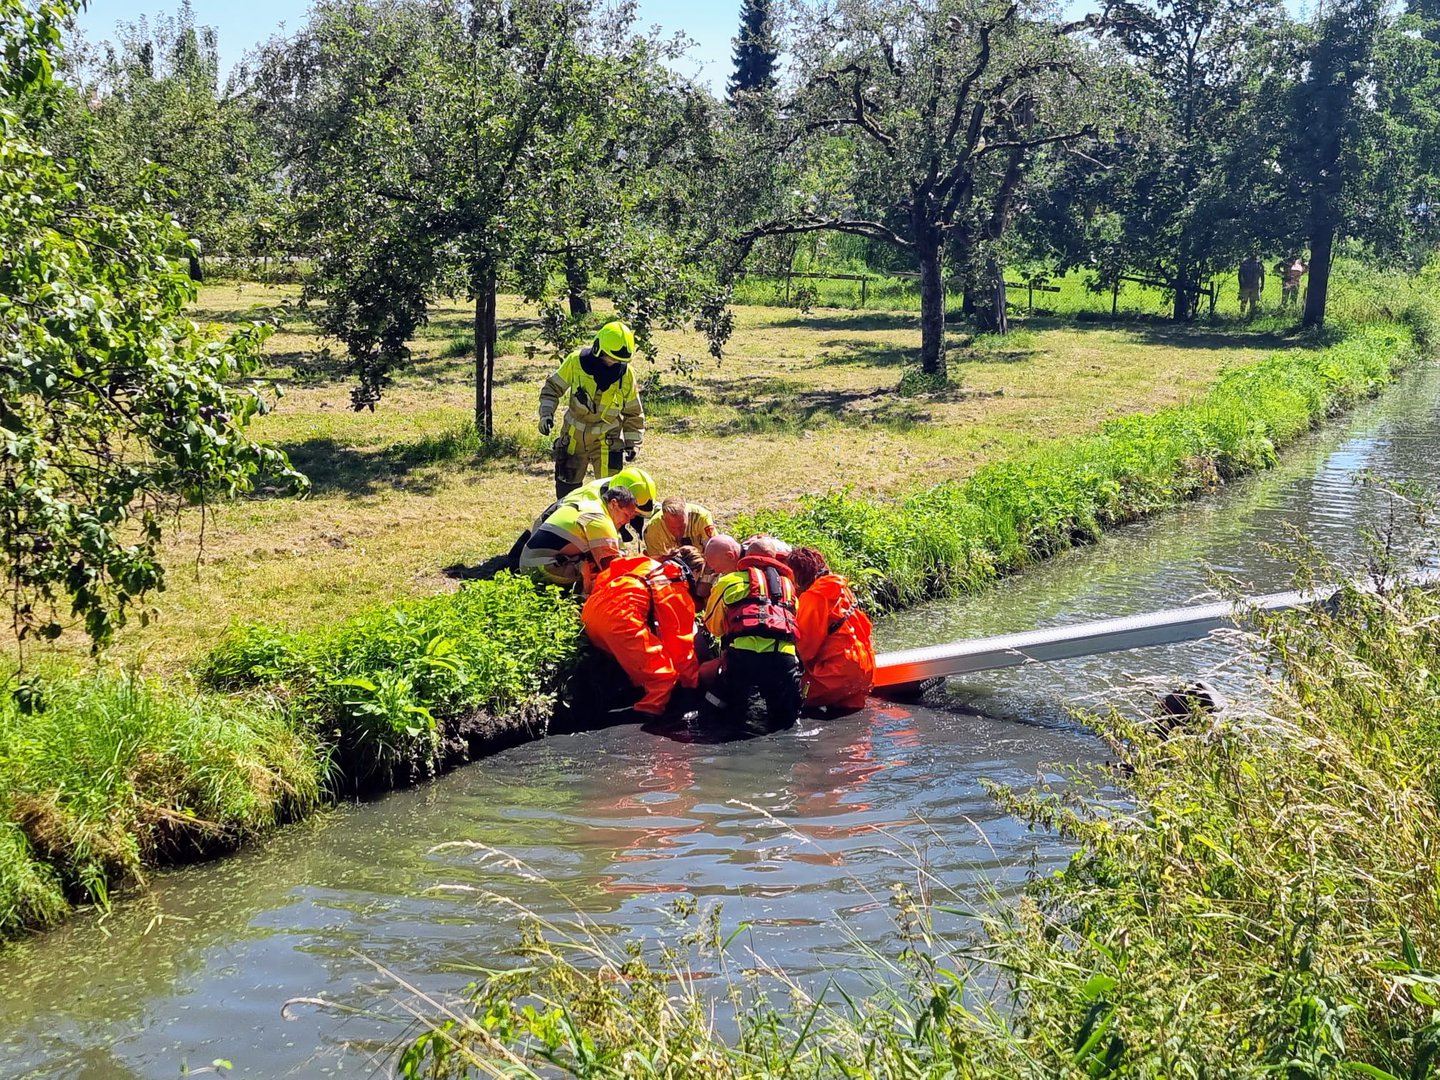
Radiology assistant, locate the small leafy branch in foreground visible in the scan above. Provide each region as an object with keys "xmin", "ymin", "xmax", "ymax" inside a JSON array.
[{"xmin": 1, "ymin": 0, "xmax": 304, "ymax": 649}]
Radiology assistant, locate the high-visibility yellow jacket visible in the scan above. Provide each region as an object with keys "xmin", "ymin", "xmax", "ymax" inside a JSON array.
[
  {"xmin": 519, "ymin": 494, "xmax": 622, "ymax": 573},
  {"xmin": 644, "ymin": 505, "xmax": 717, "ymax": 556},
  {"xmin": 539, "ymin": 347, "xmax": 644, "ymax": 454}
]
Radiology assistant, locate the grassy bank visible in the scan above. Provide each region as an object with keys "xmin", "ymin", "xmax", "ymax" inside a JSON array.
[
  {"xmin": 0, "ymin": 307, "xmax": 1430, "ymax": 940},
  {"xmin": 392, "ymin": 553, "xmax": 1440, "ymax": 1079},
  {"xmin": 0, "ymin": 670, "xmax": 319, "ymax": 937}
]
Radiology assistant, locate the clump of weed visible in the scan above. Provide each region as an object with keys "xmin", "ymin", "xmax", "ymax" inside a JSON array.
[
  {"xmin": 201, "ymin": 572, "xmax": 582, "ymax": 788},
  {"xmin": 896, "ymin": 367, "xmax": 950, "ymax": 396}
]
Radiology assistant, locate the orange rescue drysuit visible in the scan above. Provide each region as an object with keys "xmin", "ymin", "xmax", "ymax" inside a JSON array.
[
  {"xmin": 795, "ymin": 574, "xmax": 875, "ymax": 710},
  {"xmin": 581, "ymin": 555, "xmax": 700, "ymax": 715}
]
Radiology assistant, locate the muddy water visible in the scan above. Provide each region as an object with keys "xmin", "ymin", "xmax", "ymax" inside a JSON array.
[{"xmin": 3, "ymin": 362, "xmax": 1437, "ymax": 1079}]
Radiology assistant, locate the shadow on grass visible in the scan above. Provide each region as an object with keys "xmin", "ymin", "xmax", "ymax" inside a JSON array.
[
  {"xmin": 262, "ymin": 346, "xmax": 351, "ymax": 385},
  {"xmin": 708, "ymin": 385, "xmax": 928, "ymax": 436},
  {"xmin": 274, "ymin": 428, "xmax": 531, "ymax": 497},
  {"xmin": 817, "ymin": 340, "xmax": 917, "ymax": 367},
  {"xmin": 442, "ymin": 553, "xmax": 516, "ymax": 582},
  {"xmin": 1018, "ymin": 313, "xmax": 1312, "ymax": 351},
  {"xmin": 764, "ymin": 311, "xmax": 919, "ymax": 333}
]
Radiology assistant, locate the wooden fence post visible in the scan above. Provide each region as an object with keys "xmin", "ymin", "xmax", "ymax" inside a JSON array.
[
  {"xmin": 861, "ymin": 276, "xmax": 868, "ymax": 307},
  {"xmin": 1112, "ymin": 279, "xmax": 1120, "ymax": 318}
]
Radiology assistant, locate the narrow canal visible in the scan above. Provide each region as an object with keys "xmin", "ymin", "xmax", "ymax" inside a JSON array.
[{"xmin": 4, "ymin": 360, "xmax": 1437, "ymax": 1079}]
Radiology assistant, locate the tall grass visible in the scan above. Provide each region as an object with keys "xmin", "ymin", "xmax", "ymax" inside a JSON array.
[
  {"xmin": 0, "ymin": 670, "xmax": 319, "ymax": 936},
  {"xmin": 393, "ymin": 514, "xmax": 1440, "ymax": 1078}
]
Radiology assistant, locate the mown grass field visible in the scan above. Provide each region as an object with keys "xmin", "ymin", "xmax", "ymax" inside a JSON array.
[{"xmin": 54, "ymin": 282, "xmax": 1310, "ymax": 673}]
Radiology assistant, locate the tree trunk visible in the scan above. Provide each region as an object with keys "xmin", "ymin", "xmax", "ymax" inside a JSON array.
[
  {"xmin": 188, "ymin": 254, "xmax": 204, "ymax": 283},
  {"xmin": 1173, "ymin": 240, "xmax": 1192, "ymax": 322},
  {"xmin": 565, "ymin": 251, "xmax": 591, "ymax": 317},
  {"xmin": 474, "ymin": 274, "xmax": 498, "ymax": 440},
  {"xmin": 974, "ymin": 256, "xmax": 1008, "ymax": 335},
  {"xmin": 917, "ymin": 238, "xmax": 946, "ymax": 377},
  {"xmin": 1303, "ymin": 225, "xmax": 1333, "ymax": 329}
]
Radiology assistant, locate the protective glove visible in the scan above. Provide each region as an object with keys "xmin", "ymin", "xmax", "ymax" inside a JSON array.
[
  {"xmin": 623, "ymin": 446, "xmax": 638, "ymax": 462},
  {"xmin": 538, "ymin": 414, "xmax": 554, "ymax": 436}
]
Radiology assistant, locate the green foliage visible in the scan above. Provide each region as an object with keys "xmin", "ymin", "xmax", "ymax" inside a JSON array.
[
  {"xmin": 743, "ymin": 0, "xmax": 1124, "ymax": 371},
  {"xmin": 0, "ymin": 668, "xmax": 319, "ymax": 935},
  {"xmin": 734, "ymin": 323, "xmax": 1411, "ymax": 611},
  {"xmin": 0, "ymin": 0, "xmax": 303, "ymax": 649},
  {"xmin": 76, "ymin": 3, "xmax": 283, "ymax": 269},
  {"xmin": 200, "ymin": 573, "xmax": 582, "ymax": 786},
  {"xmin": 257, "ymin": 0, "xmax": 732, "ymax": 430}
]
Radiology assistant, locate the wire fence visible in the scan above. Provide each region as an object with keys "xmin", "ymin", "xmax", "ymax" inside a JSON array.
[{"xmin": 732, "ymin": 265, "xmax": 1377, "ymax": 324}]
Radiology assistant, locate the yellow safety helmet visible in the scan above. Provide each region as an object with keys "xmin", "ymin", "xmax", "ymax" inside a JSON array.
[
  {"xmin": 594, "ymin": 320, "xmax": 636, "ymax": 362},
  {"xmin": 609, "ymin": 466, "xmax": 657, "ymax": 515}
]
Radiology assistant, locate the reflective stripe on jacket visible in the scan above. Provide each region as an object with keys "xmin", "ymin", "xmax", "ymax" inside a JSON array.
[
  {"xmin": 519, "ymin": 495, "xmax": 621, "ymax": 571},
  {"xmin": 539, "ymin": 348, "xmax": 644, "ymax": 452}
]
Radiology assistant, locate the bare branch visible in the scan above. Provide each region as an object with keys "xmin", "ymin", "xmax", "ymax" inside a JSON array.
[
  {"xmin": 975, "ymin": 125, "xmax": 1097, "ymax": 156},
  {"xmin": 733, "ymin": 215, "xmax": 913, "ymax": 253}
]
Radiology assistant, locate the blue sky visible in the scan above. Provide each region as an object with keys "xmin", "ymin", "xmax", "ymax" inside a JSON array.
[{"xmin": 72, "ymin": 1, "xmax": 743, "ymax": 91}]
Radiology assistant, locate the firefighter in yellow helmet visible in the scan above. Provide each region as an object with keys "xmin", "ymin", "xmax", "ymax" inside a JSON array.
[{"xmin": 538, "ymin": 321, "xmax": 644, "ymax": 499}]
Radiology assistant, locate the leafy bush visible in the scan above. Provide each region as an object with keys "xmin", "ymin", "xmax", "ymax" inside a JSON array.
[
  {"xmin": 0, "ymin": 670, "xmax": 319, "ymax": 935},
  {"xmin": 201, "ymin": 573, "xmax": 582, "ymax": 787},
  {"xmin": 734, "ymin": 324, "xmax": 1413, "ymax": 611}
]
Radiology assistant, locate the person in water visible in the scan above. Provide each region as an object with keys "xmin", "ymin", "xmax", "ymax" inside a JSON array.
[
  {"xmin": 701, "ymin": 535, "xmax": 803, "ymax": 728},
  {"xmin": 581, "ymin": 546, "xmax": 706, "ymax": 715},
  {"xmin": 787, "ymin": 546, "xmax": 875, "ymax": 713},
  {"xmin": 537, "ymin": 320, "xmax": 644, "ymax": 499}
]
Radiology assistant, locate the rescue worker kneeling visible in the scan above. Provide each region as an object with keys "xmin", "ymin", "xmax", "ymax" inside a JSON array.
[
  {"xmin": 518, "ymin": 485, "xmax": 639, "ymax": 592},
  {"xmin": 701, "ymin": 536, "xmax": 803, "ymax": 728},
  {"xmin": 788, "ymin": 546, "xmax": 875, "ymax": 712},
  {"xmin": 581, "ymin": 546, "xmax": 707, "ymax": 716}
]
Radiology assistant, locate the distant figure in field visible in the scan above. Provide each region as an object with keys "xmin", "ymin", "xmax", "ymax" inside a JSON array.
[
  {"xmin": 1276, "ymin": 255, "xmax": 1308, "ymax": 309},
  {"xmin": 1238, "ymin": 255, "xmax": 1265, "ymax": 319}
]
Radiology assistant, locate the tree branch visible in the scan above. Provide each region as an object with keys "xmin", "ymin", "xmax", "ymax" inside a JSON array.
[
  {"xmin": 732, "ymin": 215, "xmax": 913, "ymax": 254},
  {"xmin": 975, "ymin": 125, "xmax": 1096, "ymax": 157},
  {"xmin": 814, "ymin": 63, "xmax": 897, "ymax": 155}
]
